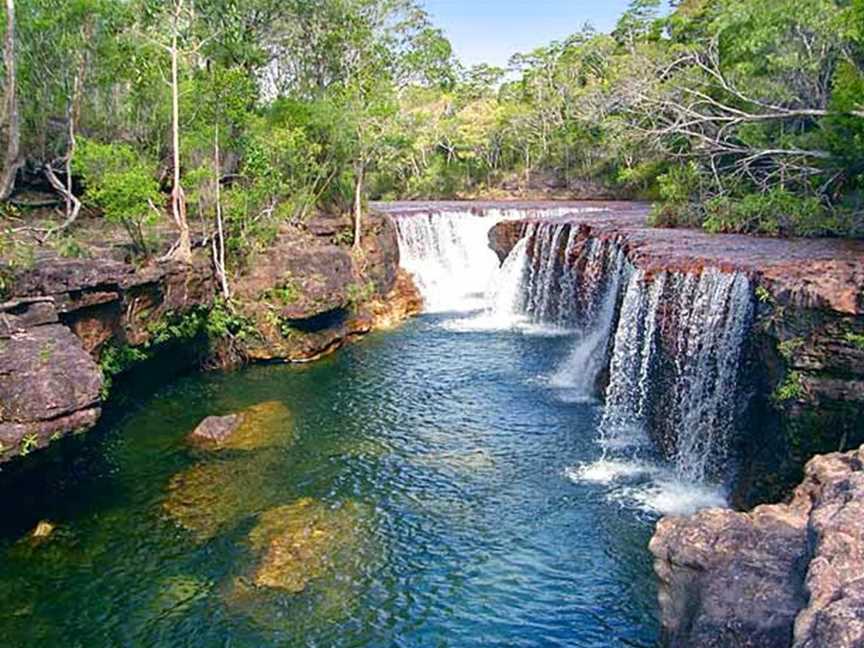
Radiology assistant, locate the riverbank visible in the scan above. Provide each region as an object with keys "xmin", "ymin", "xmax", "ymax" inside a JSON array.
[{"xmin": 0, "ymin": 211, "xmax": 421, "ymax": 465}]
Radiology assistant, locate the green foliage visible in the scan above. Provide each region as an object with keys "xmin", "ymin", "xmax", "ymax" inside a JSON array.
[
  {"xmin": 346, "ymin": 281, "xmax": 376, "ymax": 307},
  {"xmin": 204, "ymin": 300, "xmax": 257, "ymax": 342},
  {"xmin": 846, "ymin": 331, "xmax": 864, "ymax": 350},
  {"xmin": 755, "ymin": 286, "xmax": 775, "ymax": 305},
  {"xmin": 4, "ymin": 0, "xmax": 864, "ymax": 244},
  {"xmin": 777, "ymin": 337, "xmax": 805, "ymax": 361},
  {"xmin": 19, "ymin": 433, "xmax": 39, "ymax": 457},
  {"xmin": 704, "ymin": 190, "xmax": 829, "ymax": 237},
  {"xmin": 774, "ymin": 371, "xmax": 805, "ymax": 403},
  {"xmin": 98, "ymin": 343, "xmax": 149, "ymax": 399},
  {"xmin": 98, "ymin": 309, "xmax": 209, "ymax": 399},
  {"xmin": 74, "ymin": 138, "xmax": 161, "ymax": 254},
  {"xmin": 52, "ymin": 235, "xmax": 89, "ymax": 259},
  {"xmin": 266, "ymin": 280, "xmax": 301, "ymax": 306}
]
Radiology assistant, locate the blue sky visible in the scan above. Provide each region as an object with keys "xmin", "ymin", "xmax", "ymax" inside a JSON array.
[{"xmin": 422, "ymin": 0, "xmax": 642, "ymax": 68}]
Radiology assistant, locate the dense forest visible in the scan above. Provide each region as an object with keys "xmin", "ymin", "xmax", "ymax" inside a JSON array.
[{"xmin": 0, "ymin": 0, "xmax": 862, "ymax": 281}]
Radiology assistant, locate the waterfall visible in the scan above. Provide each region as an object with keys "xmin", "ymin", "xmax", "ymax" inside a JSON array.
[
  {"xmin": 393, "ymin": 210, "xmax": 503, "ymax": 313},
  {"xmin": 599, "ymin": 268, "xmax": 754, "ymax": 482},
  {"xmin": 548, "ymin": 241, "xmax": 631, "ymax": 401},
  {"xmin": 390, "ymin": 204, "xmax": 756, "ymax": 510}
]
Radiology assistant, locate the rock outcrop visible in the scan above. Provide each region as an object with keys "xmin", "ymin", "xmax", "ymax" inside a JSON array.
[
  {"xmin": 0, "ymin": 210, "xmax": 417, "ymax": 464},
  {"xmin": 650, "ymin": 444, "xmax": 864, "ymax": 648},
  {"xmin": 233, "ymin": 212, "xmax": 418, "ymax": 363},
  {"xmin": 186, "ymin": 401, "xmax": 293, "ymax": 451},
  {"xmin": 0, "ymin": 257, "xmax": 214, "ymax": 462},
  {"xmin": 0, "ymin": 324, "xmax": 102, "ymax": 461},
  {"xmin": 479, "ymin": 201, "xmax": 864, "ymax": 501}
]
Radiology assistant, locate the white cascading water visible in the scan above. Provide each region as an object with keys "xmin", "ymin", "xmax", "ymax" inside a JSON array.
[
  {"xmin": 548, "ymin": 240, "xmax": 631, "ymax": 401},
  {"xmin": 391, "ymin": 206, "xmax": 755, "ymax": 515},
  {"xmin": 599, "ymin": 268, "xmax": 753, "ymax": 482},
  {"xmin": 393, "ymin": 210, "xmax": 504, "ymax": 313}
]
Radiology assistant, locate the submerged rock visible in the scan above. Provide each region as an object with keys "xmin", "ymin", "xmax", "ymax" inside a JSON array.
[
  {"xmin": 186, "ymin": 401, "xmax": 293, "ymax": 451},
  {"xmin": 30, "ymin": 521, "xmax": 55, "ymax": 540},
  {"xmin": 163, "ymin": 457, "xmax": 271, "ymax": 541},
  {"xmin": 650, "ymin": 444, "xmax": 864, "ymax": 648},
  {"xmin": 246, "ymin": 499, "xmax": 362, "ymax": 594}
]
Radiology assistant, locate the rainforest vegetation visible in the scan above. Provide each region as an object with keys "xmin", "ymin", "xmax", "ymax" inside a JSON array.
[{"xmin": 0, "ymin": 0, "xmax": 862, "ymax": 279}]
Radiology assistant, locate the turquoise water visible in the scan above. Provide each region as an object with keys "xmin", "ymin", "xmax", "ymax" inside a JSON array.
[{"xmin": 0, "ymin": 315, "xmax": 659, "ymax": 647}]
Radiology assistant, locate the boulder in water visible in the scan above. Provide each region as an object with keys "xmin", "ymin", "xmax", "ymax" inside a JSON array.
[
  {"xmin": 246, "ymin": 499, "xmax": 361, "ymax": 594},
  {"xmin": 187, "ymin": 414, "xmax": 242, "ymax": 446},
  {"xmin": 186, "ymin": 401, "xmax": 293, "ymax": 451},
  {"xmin": 163, "ymin": 456, "xmax": 271, "ymax": 541}
]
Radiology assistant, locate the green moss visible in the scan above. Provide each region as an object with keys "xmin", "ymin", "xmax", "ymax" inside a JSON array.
[
  {"xmin": 774, "ymin": 371, "xmax": 804, "ymax": 403},
  {"xmin": 263, "ymin": 278, "xmax": 301, "ymax": 307},
  {"xmin": 846, "ymin": 332, "xmax": 864, "ymax": 350},
  {"xmin": 19, "ymin": 433, "xmax": 39, "ymax": 457},
  {"xmin": 346, "ymin": 281, "xmax": 375, "ymax": 308},
  {"xmin": 777, "ymin": 337, "xmax": 805, "ymax": 361}
]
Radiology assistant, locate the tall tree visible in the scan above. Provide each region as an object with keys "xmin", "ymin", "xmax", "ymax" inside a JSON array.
[{"xmin": 0, "ymin": 0, "xmax": 20, "ymax": 200}]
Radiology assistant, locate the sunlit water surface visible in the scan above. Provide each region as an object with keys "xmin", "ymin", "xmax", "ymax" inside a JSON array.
[{"xmin": 0, "ymin": 315, "xmax": 662, "ymax": 647}]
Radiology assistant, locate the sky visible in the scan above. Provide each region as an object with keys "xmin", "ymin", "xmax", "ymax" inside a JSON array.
[{"xmin": 421, "ymin": 0, "xmax": 643, "ymax": 68}]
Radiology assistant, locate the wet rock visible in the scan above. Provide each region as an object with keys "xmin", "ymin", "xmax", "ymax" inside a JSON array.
[
  {"xmin": 187, "ymin": 414, "xmax": 242, "ymax": 447},
  {"xmin": 365, "ymin": 269, "xmax": 423, "ymax": 330},
  {"xmin": 163, "ymin": 457, "xmax": 272, "ymax": 541},
  {"xmin": 650, "ymin": 444, "xmax": 864, "ymax": 648},
  {"xmin": 186, "ymin": 401, "xmax": 294, "ymax": 451},
  {"xmin": 246, "ymin": 499, "xmax": 362, "ymax": 593},
  {"xmin": 0, "ymin": 324, "xmax": 102, "ymax": 460},
  {"xmin": 31, "ymin": 520, "xmax": 55, "ymax": 540}
]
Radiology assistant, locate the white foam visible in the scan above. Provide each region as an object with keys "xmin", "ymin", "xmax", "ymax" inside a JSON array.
[
  {"xmin": 613, "ymin": 479, "xmax": 728, "ymax": 516},
  {"xmin": 565, "ymin": 459, "xmax": 657, "ymax": 485}
]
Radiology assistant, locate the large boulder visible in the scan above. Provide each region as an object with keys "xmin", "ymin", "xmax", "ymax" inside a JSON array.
[
  {"xmin": 186, "ymin": 401, "xmax": 294, "ymax": 451},
  {"xmin": 650, "ymin": 444, "xmax": 864, "ymax": 648},
  {"xmin": 0, "ymin": 324, "xmax": 102, "ymax": 461}
]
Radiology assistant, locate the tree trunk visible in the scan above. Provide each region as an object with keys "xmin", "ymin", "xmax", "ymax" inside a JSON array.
[
  {"xmin": 0, "ymin": 0, "xmax": 21, "ymax": 201},
  {"xmin": 353, "ymin": 162, "xmax": 364, "ymax": 251},
  {"xmin": 168, "ymin": 0, "xmax": 192, "ymax": 263},
  {"xmin": 213, "ymin": 124, "xmax": 229, "ymax": 299}
]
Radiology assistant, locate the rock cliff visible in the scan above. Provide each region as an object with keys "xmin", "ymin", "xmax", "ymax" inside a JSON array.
[
  {"xmin": 485, "ymin": 201, "xmax": 864, "ymax": 500},
  {"xmin": 0, "ymin": 212, "xmax": 418, "ymax": 464},
  {"xmin": 651, "ymin": 444, "xmax": 864, "ymax": 648}
]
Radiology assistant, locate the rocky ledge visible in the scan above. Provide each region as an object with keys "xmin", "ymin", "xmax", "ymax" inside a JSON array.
[
  {"xmin": 651, "ymin": 444, "xmax": 864, "ymax": 648},
  {"xmin": 0, "ymin": 212, "xmax": 420, "ymax": 464},
  {"xmin": 482, "ymin": 201, "xmax": 864, "ymax": 503}
]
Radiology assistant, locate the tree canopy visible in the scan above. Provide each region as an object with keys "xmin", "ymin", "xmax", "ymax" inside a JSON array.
[{"xmin": 0, "ymin": 0, "xmax": 861, "ymax": 259}]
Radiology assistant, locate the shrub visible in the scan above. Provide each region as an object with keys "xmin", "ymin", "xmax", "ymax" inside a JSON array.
[
  {"xmin": 73, "ymin": 138, "xmax": 161, "ymax": 254},
  {"xmin": 703, "ymin": 189, "xmax": 828, "ymax": 237}
]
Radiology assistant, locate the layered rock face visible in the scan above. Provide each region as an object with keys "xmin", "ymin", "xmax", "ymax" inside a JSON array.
[
  {"xmin": 485, "ymin": 202, "xmax": 864, "ymax": 495},
  {"xmin": 0, "ymin": 258, "xmax": 214, "ymax": 462},
  {"xmin": 651, "ymin": 444, "xmax": 864, "ymax": 648},
  {"xmin": 231, "ymin": 213, "xmax": 418, "ymax": 363},
  {"xmin": 0, "ymin": 212, "xmax": 417, "ymax": 464}
]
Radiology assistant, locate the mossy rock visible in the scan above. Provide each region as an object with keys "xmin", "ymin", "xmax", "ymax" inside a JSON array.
[
  {"xmin": 186, "ymin": 400, "xmax": 294, "ymax": 452},
  {"xmin": 162, "ymin": 457, "xmax": 271, "ymax": 541},
  {"xmin": 246, "ymin": 498, "xmax": 363, "ymax": 594}
]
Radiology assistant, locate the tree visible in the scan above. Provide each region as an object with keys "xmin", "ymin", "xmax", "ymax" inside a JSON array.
[{"xmin": 0, "ymin": 0, "xmax": 20, "ymax": 200}]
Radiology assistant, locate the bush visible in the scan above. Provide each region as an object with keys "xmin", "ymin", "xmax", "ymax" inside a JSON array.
[
  {"xmin": 73, "ymin": 138, "xmax": 161, "ymax": 254},
  {"xmin": 703, "ymin": 189, "xmax": 828, "ymax": 237}
]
